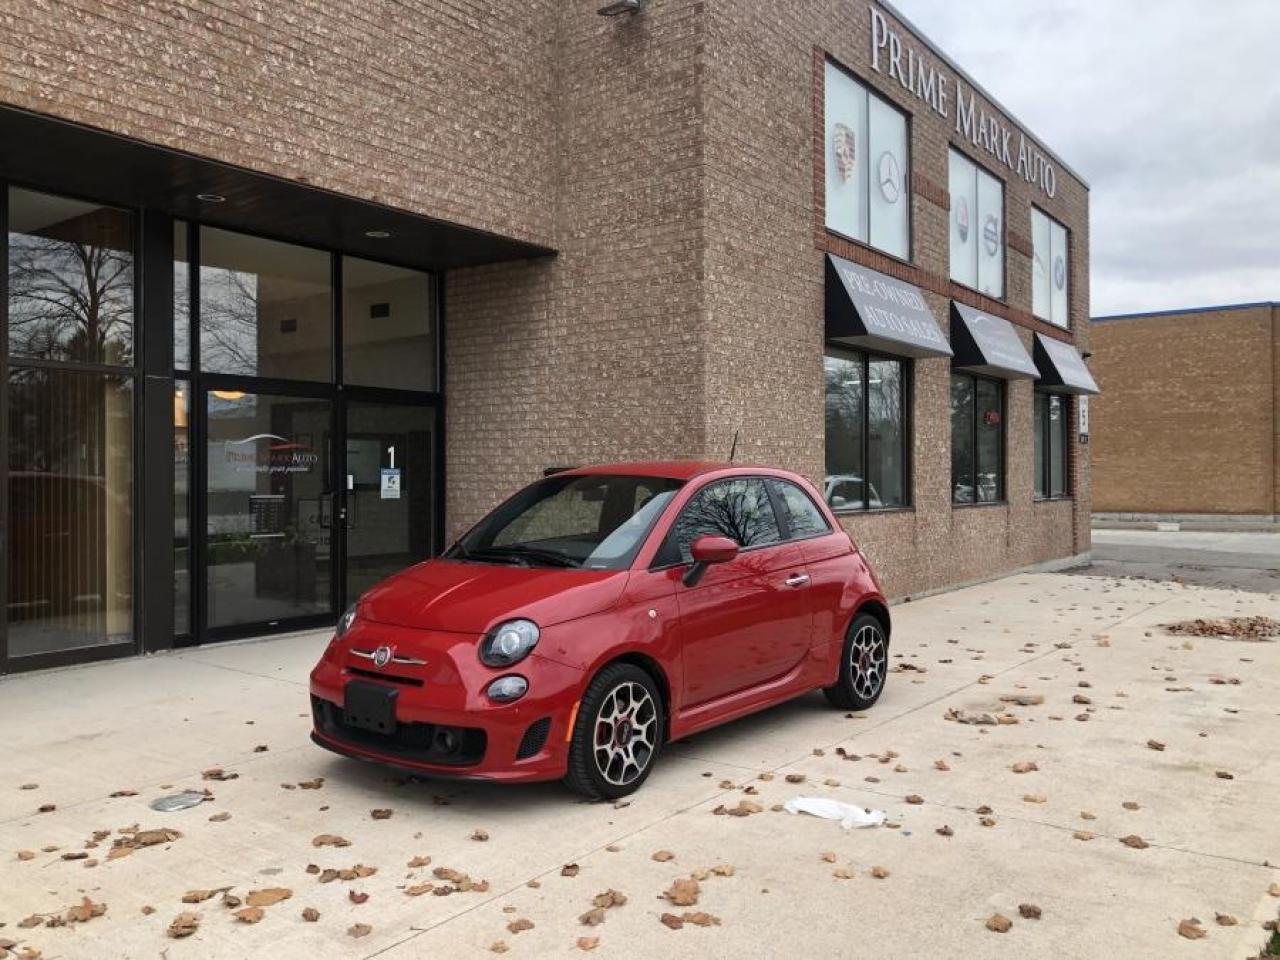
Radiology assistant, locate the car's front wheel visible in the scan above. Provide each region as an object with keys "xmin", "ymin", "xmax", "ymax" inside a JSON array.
[
  {"xmin": 823, "ymin": 612, "xmax": 889, "ymax": 710},
  {"xmin": 564, "ymin": 663, "xmax": 664, "ymax": 800}
]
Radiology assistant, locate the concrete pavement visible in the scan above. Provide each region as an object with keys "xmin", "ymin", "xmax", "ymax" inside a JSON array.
[{"xmin": 2, "ymin": 572, "xmax": 1278, "ymax": 959}]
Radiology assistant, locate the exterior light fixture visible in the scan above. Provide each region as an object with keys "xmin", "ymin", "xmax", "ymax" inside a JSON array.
[
  {"xmin": 196, "ymin": 193, "xmax": 226, "ymax": 203},
  {"xmin": 598, "ymin": 0, "xmax": 642, "ymax": 15},
  {"xmin": 364, "ymin": 229, "xmax": 391, "ymax": 239}
]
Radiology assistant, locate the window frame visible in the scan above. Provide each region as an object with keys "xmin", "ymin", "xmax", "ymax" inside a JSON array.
[
  {"xmin": 823, "ymin": 344, "xmax": 913, "ymax": 514},
  {"xmin": 950, "ymin": 371, "xmax": 1006, "ymax": 506},
  {"xmin": 1034, "ymin": 390, "xmax": 1073, "ymax": 501},
  {"xmin": 1031, "ymin": 205, "xmax": 1071, "ymax": 328},
  {"xmin": 947, "ymin": 147, "xmax": 1007, "ymax": 301},
  {"xmin": 823, "ymin": 57, "xmax": 914, "ymax": 264}
]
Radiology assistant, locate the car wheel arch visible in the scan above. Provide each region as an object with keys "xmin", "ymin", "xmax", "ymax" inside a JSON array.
[{"xmin": 854, "ymin": 598, "xmax": 891, "ymax": 642}]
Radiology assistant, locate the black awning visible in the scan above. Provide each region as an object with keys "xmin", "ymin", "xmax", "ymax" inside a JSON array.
[
  {"xmin": 825, "ymin": 255, "xmax": 952, "ymax": 359},
  {"xmin": 949, "ymin": 302, "xmax": 1038, "ymax": 380},
  {"xmin": 1033, "ymin": 333, "xmax": 1100, "ymax": 395}
]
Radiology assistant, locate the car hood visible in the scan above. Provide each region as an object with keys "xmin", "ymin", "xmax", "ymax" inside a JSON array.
[{"xmin": 358, "ymin": 558, "xmax": 629, "ymax": 634}]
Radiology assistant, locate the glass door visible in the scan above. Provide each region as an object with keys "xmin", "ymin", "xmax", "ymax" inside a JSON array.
[
  {"xmin": 201, "ymin": 386, "xmax": 335, "ymax": 633},
  {"xmin": 341, "ymin": 399, "xmax": 437, "ymax": 606}
]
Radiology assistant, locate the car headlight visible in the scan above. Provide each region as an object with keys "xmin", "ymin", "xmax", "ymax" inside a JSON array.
[
  {"xmin": 486, "ymin": 675, "xmax": 529, "ymax": 703},
  {"xmin": 479, "ymin": 619, "xmax": 540, "ymax": 667},
  {"xmin": 335, "ymin": 604, "xmax": 359, "ymax": 639}
]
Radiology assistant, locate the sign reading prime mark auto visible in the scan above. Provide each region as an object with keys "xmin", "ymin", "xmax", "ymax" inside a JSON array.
[
  {"xmin": 869, "ymin": 8, "xmax": 1059, "ymax": 199},
  {"xmin": 825, "ymin": 254, "xmax": 952, "ymax": 358}
]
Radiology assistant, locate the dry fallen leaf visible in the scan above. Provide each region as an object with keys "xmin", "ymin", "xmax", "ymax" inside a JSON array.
[
  {"xmin": 167, "ymin": 912, "xmax": 200, "ymax": 938},
  {"xmin": 1146, "ymin": 740, "xmax": 1166, "ymax": 752},
  {"xmin": 201, "ymin": 768, "xmax": 237, "ymax": 782},
  {"xmin": 593, "ymin": 889, "xmax": 627, "ymax": 909},
  {"xmin": 490, "ymin": 942, "xmax": 509, "ymax": 954},
  {"xmin": 870, "ymin": 866, "xmax": 889, "ymax": 879},
  {"xmin": 579, "ymin": 907, "xmax": 607, "ymax": 926},
  {"xmin": 1022, "ymin": 794, "xmax": 1047, "ymax": 804},
  {"xmin": 784, "ymin": 774, "xmax": 806, "ymax": 784},
  {"xmin": 1011, "ymin": 761, "xmax": 1039, "ymax": 774},
  {"xmin": 1214, "ymin": 913, "xmax": 1237, "ymax": 926},
  {"xmin": 370, "ymin": 809, "xmax": 393, "ymax": 820},
  {"xmin": 1216, "ymin": 771, "xmax": 1235, "ymax": 780},
  {"xmin": 660, "ymin": 913, "xmax": 684, "ymax": 930},
  {"xmin": 408, "ymin": 855, "xmax": 431, "ymax": 868},
  {"xmin": 348, "ymin": 923, "xmax": 372, "ymax": 939},
  {"xmin": 348, "ymin": 890, "xmax": 369, "ymax": 905},
  {"xmin": 936, "ymin": 825, "xmax": 954, "ymax": 837},
  {"xmin": 302, "ymin": 907, "xmax": 320, "ymax": 922},
  {"xmin": 66, "ymin": 897, "xmax": 106, "ymax": 923},
  {"xmin": 1018, "ymin": 903, "xmax": 1042, "ymax": 920},
  {"xmin": 665, "ymin": 878, "xmax": 700, "ymax": 907},
  {"xmin": 1119, "ymin": 835, "xmax": 1149, "ymax": 849},
  {"xmin": 16, "ymin": 850, "xmax": 35, "ymax": 861},
  {"xmin": 312, "ymin": 834, "xmax": 351, "ymax": 848},
  {"xmin": 1268, "ymin": 882, "xmax": 1280, "ymax": 897},
  {"xmin": 1177, "ymin": 918, "xmax": 1206, "ymax": 940},
  {"xmin": 561, "ymin": 863, "xmax": 581, "ymax": 877},
  {"xmin": 406, "ymin": 883, "xmax": 434, "ymax": 897},
  {"xmin": 1073, "ymin": 831, "xmax": 1094, "ymax": 841},
  {"xmin": 507, "ymin": 918, "xmax": 534, "ymax": 934},
  {"xmin": 986, "ymin": 914, "xmax": 1012, "ymax": 933},
  {"xmin": 245, "ymin": 888, "xmax": 292, "ymax": 908},
  {"xmin": 577, "ymin": 936, "xmax": 600, "ymax": 951},
  {"xmin": 905, "ymin": 794, "xmax": 924, "ymax": 805},
  {"xmin": 651, "ymin": 850, "xmax": 675, "ymax": 862},
  {"xmin": 208, "ymin": 812, "xmax": 231, "ymax": 823},
  {"xmin": 181, "ymin": 889, "xmax": 223, "ymax": 904},
  {"xmin": 471, "ymin": 829, "xmax": 490, "ymax": 842},
  {"xmin": 233, "ymin": 906, "xmax": 264, "ymax": 924}
]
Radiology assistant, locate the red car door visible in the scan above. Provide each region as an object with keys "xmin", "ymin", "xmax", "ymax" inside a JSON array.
[{"xmin": 660, "ymin": 477, "xmax": 813, "ymax": 706}]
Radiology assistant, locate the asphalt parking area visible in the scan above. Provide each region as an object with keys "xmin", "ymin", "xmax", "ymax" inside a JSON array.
[{"xmin": 2, "ymin": 572, "xmax": 1278, "ymax": 959}]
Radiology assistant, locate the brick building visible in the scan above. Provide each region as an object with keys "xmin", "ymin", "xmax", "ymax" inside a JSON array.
[
  {"xmin": 1091, "ymin": 302, "xmax": 1279, "ymax": 522},
  {"xmin": 0, "ymin": 0, "xmax": 1095, "ymax": 673}
]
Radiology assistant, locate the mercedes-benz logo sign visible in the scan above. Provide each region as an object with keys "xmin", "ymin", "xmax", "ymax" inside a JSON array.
[
  {"xmin": 1053, "ymin": 254, "xmax": 1067, "ymax": 291},
  {"xmin": 877, "ymin": 151, "xmax": 901, "ymax": 204},
  {"xmin": 373, "ymin": 645, "xmax": 393, "ymax": 668},
  {"xmin": 955, "ymin": 196, "xmax": 970, "ymax": 242},
  {"xmin": 982, "ymin": 214, "xmax": 1000, "ymax": 256}
]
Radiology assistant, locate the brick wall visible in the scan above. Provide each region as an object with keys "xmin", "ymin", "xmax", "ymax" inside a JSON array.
[
  {"xmin": 1091, "ymin": 304, "xmax": 1279, "ymax": 516},
  {"xmin": 699, "ymin": 0, "xmax": 1091, "ymax": 595}
]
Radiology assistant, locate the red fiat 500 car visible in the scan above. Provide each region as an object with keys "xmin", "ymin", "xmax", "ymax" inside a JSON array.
[{"xmin": 310, "ymin": 462, "xmax": 890, "ymax": 798}]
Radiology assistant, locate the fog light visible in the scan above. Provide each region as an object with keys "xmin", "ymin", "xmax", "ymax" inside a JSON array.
[{"xmin": 487, "ymin": 675, "xmax": 529, "ymax": 703}]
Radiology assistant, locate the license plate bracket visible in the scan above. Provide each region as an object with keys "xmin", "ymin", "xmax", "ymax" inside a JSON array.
[{"xmin": 343, "ymin": 681, "xmax": 398, "ymax": 735}]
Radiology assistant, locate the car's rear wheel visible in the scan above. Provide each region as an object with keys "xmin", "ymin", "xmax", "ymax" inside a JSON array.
[
  {"xmin": 564, "ymin": 663, "xmax": 664, "ymax": 800},
  {"xmin": 823, "ymin": 612, "xmax": 889, "ymax": 710}
]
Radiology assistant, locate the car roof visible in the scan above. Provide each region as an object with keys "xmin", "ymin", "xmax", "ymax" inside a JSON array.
[{"xmin": 559, "ymin": 461, "xmax": 786, "ymax": 482}]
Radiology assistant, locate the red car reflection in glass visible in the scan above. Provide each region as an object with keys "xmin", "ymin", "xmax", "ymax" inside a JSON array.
[{"xmin": 310, "ymin": 462, "xmax": 891, "ymax": 799}]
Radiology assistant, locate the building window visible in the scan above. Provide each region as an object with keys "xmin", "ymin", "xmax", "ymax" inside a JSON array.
[
  {"xmin": 1034, "ymin": 392, "xmax": 1070, "ymax": 499},
  {"xmin": 824, "ymin": 349, "xmax": 909, "ymax": 511},
  {"xmin": 198, "ymin": 226, "xmax": 332, "ymax": 381},
  {"xmin": 824, "ymin": 61, "xmax": 910, "ymax": 260},
  {"xmin": 951, "ymin": 373, "xmax": 1004, "ymax": 504},
  {"xmin": 1032, "ymin": 208, "xmax": 1069, "ymax": 327},
  {"xmin": 342, "ymin": 256, "xmax": 436, "ymax": 392},
  {"xmin": 948, "ymin": 150, "xmax": 1004, "ymax": 298}
]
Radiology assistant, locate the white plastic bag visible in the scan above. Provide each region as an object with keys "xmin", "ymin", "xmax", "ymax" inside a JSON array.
[{"xmin": 784, "ymin": 796, "xmax": 886, "ymax": 829}]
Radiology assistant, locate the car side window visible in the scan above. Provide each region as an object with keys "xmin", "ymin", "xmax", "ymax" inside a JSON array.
[
  {"xmin": 770, "ymin": 480, "xmax": 831, "ymax": 539},
  {"xmin": 656, "ymin": 478, "xmax": 782, "ymax": 566}
]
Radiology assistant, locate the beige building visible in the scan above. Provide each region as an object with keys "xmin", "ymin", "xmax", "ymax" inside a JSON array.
[
  {"xmin": 0, "ymin": 0, "xmax": 1094, "ymax": 674},
  {"xmin": 1092, "ymin": 302, "xmax": 1280, "ymax": 522}
]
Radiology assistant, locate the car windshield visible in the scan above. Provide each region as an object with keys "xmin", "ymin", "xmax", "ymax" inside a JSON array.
[{"xmin": 449, "ymin": 474, "xmax": 683, "ymax": 570}]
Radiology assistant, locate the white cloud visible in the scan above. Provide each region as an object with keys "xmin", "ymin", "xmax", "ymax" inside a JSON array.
[{"xmin": 897, "ymin": 0, "xmax": 1280, "ymax": 314}]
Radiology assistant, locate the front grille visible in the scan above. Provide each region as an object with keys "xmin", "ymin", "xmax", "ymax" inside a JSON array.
[
  {"xmin": 312, "ymin": 696, "xmax": 486, "ymax": 767},
  {"xmin": 348, "ymin": 666, "xmax": 423, "ymax": 687},
  {"xmin": 516, "ymin": 716, "xmax": 552, "ymax": 760}
]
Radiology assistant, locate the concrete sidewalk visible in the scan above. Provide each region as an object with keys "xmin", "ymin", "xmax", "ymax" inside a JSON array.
[{"xmin": 2, "ymin": 572, "xmax": 1278, "ymax": 959}]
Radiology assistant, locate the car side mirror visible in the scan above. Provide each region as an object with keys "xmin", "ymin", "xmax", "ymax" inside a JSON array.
[{"xmin": 683, "ymin": 535, "xmax": 739, "ymax": 587}]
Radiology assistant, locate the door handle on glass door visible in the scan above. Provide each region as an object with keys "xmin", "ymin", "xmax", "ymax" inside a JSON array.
[{"xmin": 784, "ymin": 573, "xmax": 810, "ymax": 587}]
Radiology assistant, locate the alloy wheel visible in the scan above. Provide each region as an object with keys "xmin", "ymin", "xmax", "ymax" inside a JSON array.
[
  {"xmin": 592, "ymin": 681, "xmax": 658, "ymax": 786},
  {"xmin": 849, "ymin": 623, "xmax": 887, "ymax": 701}
]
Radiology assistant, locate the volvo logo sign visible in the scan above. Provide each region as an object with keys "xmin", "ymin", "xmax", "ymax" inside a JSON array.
[
  {"xmin": 877, "ymin": 151, "xmax": 901, "ymax": 203},
  {"xmin": 372, "ymin": 645, "xmax": 393, "ymax": 668},
  {"xmin": 982, "ymin": 214, "xmax": 1000, "ymax": 256}
]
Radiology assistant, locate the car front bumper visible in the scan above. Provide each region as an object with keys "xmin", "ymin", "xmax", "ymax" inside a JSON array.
[{"xmin": 308, "ymin": 622, "xmax": 585, "ymax": 783}]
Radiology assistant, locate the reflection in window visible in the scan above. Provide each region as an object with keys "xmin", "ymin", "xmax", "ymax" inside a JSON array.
[
  {"xmin": 7, "ymin": 368, "xmax": 133, "ymax": 656},
  {"xmin": 199, "ymin": 227, "xmax": 331, "ymax": 381},
  {"xmin": 1035, "ymin": 391, "xmax": 1070, "ymax": 498},
  {"xmin": 951, "ymin": 373, "xmax": 1004, "ymax": 504},
  {"xmin": 771, "ymin": 480, "xmax": 830, "ymax": 539},
  {"xmin": 664, "ymin": 478, "xmax": 781, "ymax": 564},
  {"xmin": 1032, "ymin": 208, "xmax": 1069, "ymax": 327},
  {"xmin": 175, "ymin": 220, "xmax": 190, "ymax": 369},
  {"xmin": 948, "ymin": 150, "xmax": 1004, "ymax": 298},
  {"xmin": 824, "ymin": 349, "xmax": 908, "ymax": 511},
  {"xmin": 7, "ymin": 187, "xmax": 134, "ymax": 365},
  {"xmin": 175, "ymin": 382, "xmax": 191, "ymax": 636},
  {"xmin": 343, "ymin": 257, "xmax": 436, "ymax": 391}
]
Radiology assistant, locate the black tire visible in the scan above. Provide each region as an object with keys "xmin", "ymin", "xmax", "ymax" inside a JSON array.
[
  {"xmin": 563, "ymin": 663, "xmax": 665, "ymax": 800},
  {"xmin": 823, "ymin": 612, "xmax": 889, "ymax": 710}
]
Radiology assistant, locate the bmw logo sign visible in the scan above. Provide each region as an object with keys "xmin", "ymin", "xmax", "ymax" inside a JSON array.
[
  {"xmin": 1053, "ymin": 255, "xmax": 1067, "ymax": 291},
  {"xmin": 877, "ymin": 151, "xmax": 901, "ymax": 204},
  {"xmin": 373, "ymin": 645, "xmax": 393, "ymax": 668},
  {"xmin": 955, "ymin": 197, "xmax": 970, "ymax": 242},
  {"xmin": 982, "ymin": 214, "xmax": 1000, "ymax": 256}
]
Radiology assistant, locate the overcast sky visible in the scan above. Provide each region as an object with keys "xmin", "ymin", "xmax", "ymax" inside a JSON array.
[{"xmin": 899, "ymin": 0, "xmax": 1280, "ymax": 316}]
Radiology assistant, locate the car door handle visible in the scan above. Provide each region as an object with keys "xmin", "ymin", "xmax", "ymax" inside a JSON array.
[{"xmin": 784, "ymin": 573, "xmax": 810, "ymax": 588}]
